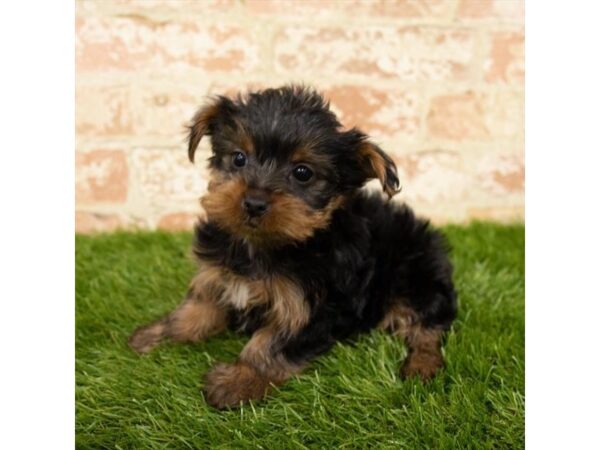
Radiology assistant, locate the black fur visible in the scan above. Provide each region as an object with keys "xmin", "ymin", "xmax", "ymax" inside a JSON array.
[
  {"xmin": 192, "ymin": 85, "xmax": 456, "ymax": 372},
  {"xmin": 132, "ymin": 85, "xmax": 457, "ymax": 407},
  {"xmin": 194, "ymin": 191, "xmax": 457, "ymax": 364},
  {"xmin": 189, "ymin": 85, "xmax": 400, "ymax": 209}
]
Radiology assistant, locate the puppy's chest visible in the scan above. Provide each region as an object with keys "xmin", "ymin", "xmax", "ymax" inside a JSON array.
[
  {"xmin": 194, "ymin": 261, "xmax": 310, "ymax": 335},
  {"xmin": 219, "ymin": 272, "xmax": 269, "ymax": 310},
  {"xmin": 213, "ymin": 245, "xmax": 301, "ymax": 311}
]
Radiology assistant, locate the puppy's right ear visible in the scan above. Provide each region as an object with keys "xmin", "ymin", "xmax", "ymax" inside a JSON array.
[{"xmin": 187, "ymin": 96, "xmax": 234, "ymax": 163}]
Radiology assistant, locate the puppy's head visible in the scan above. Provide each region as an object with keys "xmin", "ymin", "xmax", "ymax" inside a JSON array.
[{"xmin": 189, "ymin": 85, "xmax": 399, "ymax": 245}]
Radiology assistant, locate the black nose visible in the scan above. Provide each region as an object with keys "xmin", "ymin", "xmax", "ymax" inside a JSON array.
[{"xmin": 242, "ymin": 195, "xmax": 269, "ymax": 218}]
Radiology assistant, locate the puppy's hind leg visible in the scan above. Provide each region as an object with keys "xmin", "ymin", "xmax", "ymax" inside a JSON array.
[
  {"xmin": 401, "ymin": 324, "xmax": 445, "ymax": 381},
  {"xmin": 379, "ymin": 304, "xmax": 445, "ymax": 381},
  {"xmin": 128, "ymin": 269, "xmax": 227, "ymax": 354}
]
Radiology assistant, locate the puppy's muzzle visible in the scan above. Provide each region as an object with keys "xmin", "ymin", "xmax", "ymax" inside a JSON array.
[{"xmin": 242, "ymin": 190, "xmax": 270, "ymax": 218}]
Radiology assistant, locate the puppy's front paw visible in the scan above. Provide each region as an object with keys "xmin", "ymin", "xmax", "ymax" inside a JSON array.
[
  {"xmin": 400, "ymin": 352, "xmax": 444, "ymax": 381},
  {"xmin": 203, "ymin": 362, "xmax": 272, "ymax": 409},
  {"xmin": 128, "ymin": 321, "xmax": 166, "ymax": 354}
]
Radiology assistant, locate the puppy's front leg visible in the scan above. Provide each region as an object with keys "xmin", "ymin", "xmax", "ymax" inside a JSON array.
[
  {"xmin": 203, "ymin": 327, "xmax": 303, "ymax": 409},
  {"xmin": 128, "ymin": 268, "xmax": 227, "ymax": 353}
]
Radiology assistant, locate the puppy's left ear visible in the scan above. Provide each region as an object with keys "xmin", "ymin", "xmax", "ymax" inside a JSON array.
[{"xmin": 358, "ymin": 141, "xmax": 400, "ymax": 198}]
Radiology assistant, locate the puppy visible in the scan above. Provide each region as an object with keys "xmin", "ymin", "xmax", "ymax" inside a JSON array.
[{"xmin": 129, "ymin": 85, "xmax": 457, "ymax": 409}]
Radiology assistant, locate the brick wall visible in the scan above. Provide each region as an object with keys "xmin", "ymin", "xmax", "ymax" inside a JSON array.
[{"xmin": 75, "ymin": 0, "xmax": 524, "ymax": 233}]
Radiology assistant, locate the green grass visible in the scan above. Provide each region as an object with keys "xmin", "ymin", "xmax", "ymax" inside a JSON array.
[{"xmin": 76, "ymin": 223, "xmax": 524, "ymax": 449}]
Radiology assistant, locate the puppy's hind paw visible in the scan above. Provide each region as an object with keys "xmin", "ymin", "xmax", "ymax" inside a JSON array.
[{"xmin": 400, "ymin": 352, "xmax": 444, "ymax": 381}]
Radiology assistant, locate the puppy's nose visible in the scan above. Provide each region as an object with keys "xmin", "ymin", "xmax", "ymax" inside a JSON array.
[{"xmin": 242, "ymin": 193, "xmax": 269, "ymax": 218}]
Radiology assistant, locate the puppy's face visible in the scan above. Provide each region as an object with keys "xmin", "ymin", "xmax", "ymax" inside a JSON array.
[{"xmin": 188, "ymin": 86, "xmax": 399, "ymax": 245}]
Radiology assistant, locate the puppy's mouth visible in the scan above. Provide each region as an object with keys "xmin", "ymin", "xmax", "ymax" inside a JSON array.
[
  {"xmin": 239, "ymin": 214, "xmax": 278, "ymax": 245},
  {"xmin": 244, "ymin": 216, "xmax": 262, "ymax": 228}
]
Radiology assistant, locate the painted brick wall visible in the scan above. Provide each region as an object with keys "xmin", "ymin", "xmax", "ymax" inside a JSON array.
[{"xmin": 75, "ymin": 0, "xmax": 524, "ymax": 232}]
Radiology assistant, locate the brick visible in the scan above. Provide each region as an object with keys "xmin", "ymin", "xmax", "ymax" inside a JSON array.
[
  {"xmin": 246, "ymin": 0, "xmax": 452, "ymax": 18},
  {"xmin": 427, "ymin": 92, "xmax": 488, "ymax": 140},
  {"xmin": 486, "ymin": 90, "xmax": 524, "ymax": 140},
  {"xmin": 76, "ymin": 81, "xmax": 212, "ymax": 139},
  {"xmin": 392, "ymin": 148, "xmax": 523, "ymax": 207},
  {"xmin": 130, "ymin": 148, "xmax": 208, "ymax": 207},
  {"xmin": 245, "ymin": 0, "xmax": 340, "ymax": 17},
  {"xmin": 485, "ymin": 32, "xmax": 525, "ymax": 83},
  {"xmin": 76, "ymin": 15, "xmax": 260, "ymax": 73},
  {"xmin": 324, "ymin": 85, "xmax": 421, "ymax": 138},
  {"xmin": 73, "ymin": 0, "xmax": 525, "ymax": 227},
  {"xmin": 456, "ymin": 0, "xmax": 524, "ymax": 23},
  {"xmin": 76, "ymin": 150, "xmax": 128, "ymax": 204},
  {"xmin": 339, "ymin": 0, "xmax": 454, "ymax": 18},
  {"xmin": 476, "ymin": 151, "xmax": 524, "ymax": 195},
  {"xmin": 76, "ymin": 211, "xmax": 124, "ymax": 234},
  {"xmin": 131, "ymin": 82, "xmax": 422, "ymax": 143},
  {"xmin": 77, "ymin": 0, "xmax": 236, "ymax": 16},
  {"xmin": 157, "ymin": 212, "xmax": 199, "ymax": 231},
  {"xmin": 76, "ymin": 84, "xmax": 133, "ymax": 136},
  {"xmin": 275, "ymin": 26, "xmax": 477, "ymax": 81},
  {"xmin": 426, "ymin": 90, "xmax": 523, "ymax": 141}
]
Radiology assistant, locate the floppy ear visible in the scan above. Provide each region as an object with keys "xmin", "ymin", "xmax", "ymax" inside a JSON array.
[
  {"xmin": 187, "ymin": 102, "xmax": 220, "ymax": 163},
  {"xmin": 358, "ymin": 141, "xmax": 400, "ymax": 198},
  {"xmin": 188, "ymin": 96, "xmax": 238, "ymax": 163}
]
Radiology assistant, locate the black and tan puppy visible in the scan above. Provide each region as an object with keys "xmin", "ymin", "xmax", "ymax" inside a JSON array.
[{"xmin": 129, "ymin": 85, "xmax": 457, "ymax": 409}]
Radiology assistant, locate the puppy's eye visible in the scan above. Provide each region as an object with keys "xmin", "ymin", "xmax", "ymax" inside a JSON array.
[
  {"xmin": 292, "ymin": 165, "xmax": 314, "ymax": 183},
  {"xmin": 232, "ymin": 151, "xmax": 247, "ymax": 168}
]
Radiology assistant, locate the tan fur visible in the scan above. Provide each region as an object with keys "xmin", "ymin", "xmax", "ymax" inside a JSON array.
[
  {"xmin": 359, "ymin": 142, "xmax": 397, "ymax": 197},
  {"xmin": 129, "ymin": 298, "xmax": 227, "ymax": 353},
  {"xmin": 379, "ymin": 303, "xmax": 445, "ymax": 380},
  {"xmin": 203, "ymin": 326, "xmax": 305, "ymax": 408},
  {"xmin": 189, "ymin": 265, "xmax": 225, "ymax": 298},
  {"xmin": 241, "ymin": 327, "xmax": 305, "ymax": 380},
  {"xmin": 268, "ymin": 275, "xmax": 311, "ymax": 335},
  {"xmin": 261, "ymin": 194, "xmax": 344, "ymax": 242},
  {"xmin": 378, "ymin": 303, "xmax": 417, "ymax": 336},
  {"xmin": 131, "ymin": 211, "xmax": 314, "ymax": 408},
  {"xmin": 128, "ymin": 265, "xmax": 228, "ymax": 353},
  {"xmin": 203, "ymin": 361, "xmax": 273, "ymax": 409},
  {"xmin": 219, "ymin": 270, "xmax": 268, "ymax": 310},
  {"xmin": 188, "ymin": 103, "xmax": 220, "ymax": 162},
  {"xmin": 189, "ymin": 260, "xmax": 271, "ymax": 310},
  {"xmin": 202, "ymin": 274, "xmax": 308, "ymax": 408},
  {"xmin": 201, "ymin": 177, "xmax": 248, "ymax": 235},
  {"xmin": 215, "ymin": 271, "xmax": 309, "ymax": 335},
  {"xmin": 168, "ymin": 298, "xmax": 228, "ymax": 343},
  {"xmin": 187, "ymin": 259, "xmax": 309, "ymax": 330},
  {"xmin": 128, "ymin": 318, "xmax": 168, "ymax": 354},
  {"xmin": 201, "ymin": 174, "xmax": 344, "ymax": 244}
]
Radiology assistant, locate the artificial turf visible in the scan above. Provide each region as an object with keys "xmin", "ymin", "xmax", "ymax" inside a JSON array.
[{"xmin": 75, "ymin": 222, "xmax": 524, "ymax": 449}]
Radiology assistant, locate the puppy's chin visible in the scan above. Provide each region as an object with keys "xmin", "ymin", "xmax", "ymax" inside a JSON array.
[{"xmin": 201, "ymin": 178, "xmax": 343, "ymax": 246}]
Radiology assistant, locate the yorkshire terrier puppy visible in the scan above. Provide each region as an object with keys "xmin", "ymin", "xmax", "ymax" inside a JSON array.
[{"xmin": 129, "ymin": 85, "xmax": 457, "ymax": 409}]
